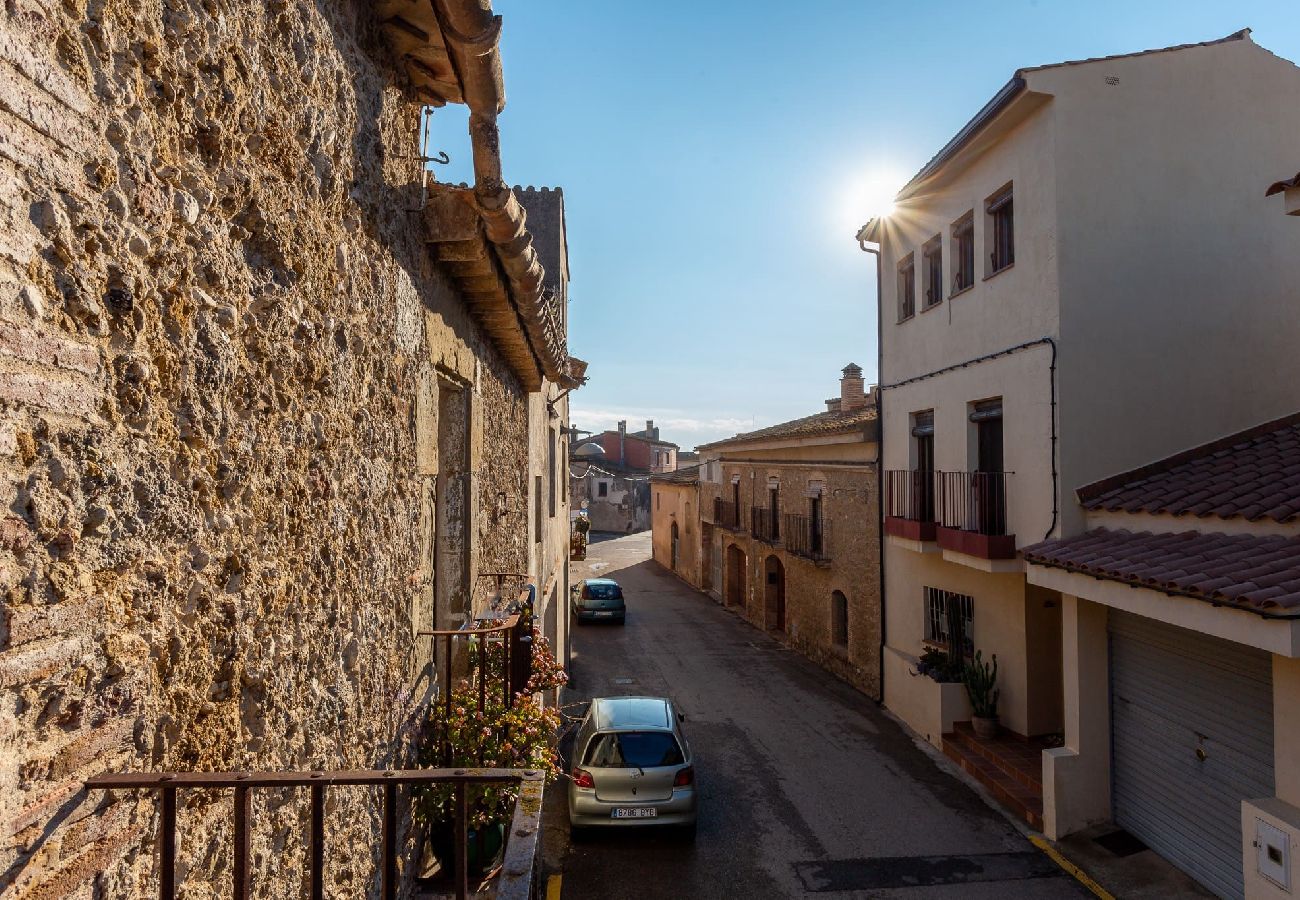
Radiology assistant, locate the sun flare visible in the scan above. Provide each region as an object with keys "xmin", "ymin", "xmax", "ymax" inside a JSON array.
[{"xmin": 845, "ymin": 167, "xmax": 908, "ymax": 227}]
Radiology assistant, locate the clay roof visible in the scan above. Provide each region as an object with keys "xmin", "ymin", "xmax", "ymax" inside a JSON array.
[
  {"xmin": 376, "ymin": 1, "xmax": 580, "ymax": 391},
  {"xmin": 698, "ymin": 405, "xmax": 877, "ymax": 451},
  {"xmin": 1078, "ymin": 413, "xmax": 1300, "ymax": 523},
  {"xmin": 1022, "ymin": 528, "xmax": 1300, "ymax": 616},
  {"xmin": 651, "ymin": 465, "xmax": 701, "ymax": 485}
]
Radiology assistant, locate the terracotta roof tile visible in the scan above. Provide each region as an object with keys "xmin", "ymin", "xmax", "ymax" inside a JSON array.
[
  {"xmin": 650, "ymin": 465, "xmax": 701, "ymax": 485},
  {"xmin": 697, "ymin": 405, "xmax": 877, "ymax": 450},
  {"xmin": 1078, "ymin": 413, "xmax": 1300, "ymax": 523},
  {"xmin": 1022, "ymin": 529, "xmax": 1300, "ymax": 614}
]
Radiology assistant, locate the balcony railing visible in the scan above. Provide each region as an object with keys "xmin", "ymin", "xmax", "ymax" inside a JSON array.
[
  {"xmin": 85, "ymin": 767, "xmax": 544, "ymax": 900},
  {"xmin": 419, "ymin": 611, "xmax": 533, "ymax": 767},
  {"xmin": 712, "ymin": 497, "xmax": 741, "ymax": 530},
  {"xmin": 885, "ymin": 469, "xmax": 936, "ymax": 521},
  {"xmin": 751, "ymin": 506, "xmax": 780, "ymax": 544},
  {"xmin": 935, "ymin": 470, "xmax": 1015, "ymax": 559},
  {"xmin": 782, "ymin": 513, "xmax": 829, "ymax": 561},
  {"xmin": 884, "ymin": 469, "xmax": 938, "ymax": 542}
]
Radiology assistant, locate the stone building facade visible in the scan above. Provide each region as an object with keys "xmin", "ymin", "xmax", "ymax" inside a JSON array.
[
  {"xmin": 649, "ymin": 466, "xmax": 702, "ymax": 587},
  {"xmin": 696, "ymin": 366, "xmax": 881, "ymax": 699},
  {"xmin": 0, "ymin": 1, "xmax": 578, "ymax": 897}
]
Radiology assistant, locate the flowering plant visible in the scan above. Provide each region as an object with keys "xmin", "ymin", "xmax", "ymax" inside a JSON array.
[{"xmin": 416, "ymin": 625, "xmax": 567, "ymax": 830}]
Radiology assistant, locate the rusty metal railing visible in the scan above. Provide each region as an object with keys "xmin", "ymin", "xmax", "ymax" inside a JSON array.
[
  {"xmin": 83, "ymin": 767, "xmax": 544, "ymax": 900},
  {"xmin": 419, "ymin": 613, "xmax": 532, "ymax": 766}
]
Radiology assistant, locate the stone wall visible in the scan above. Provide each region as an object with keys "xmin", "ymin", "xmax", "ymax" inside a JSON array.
[
  {"xmin": 700, "ymin": 463, "xmax": 881, "ymax": 699},
  {"xmin": 0, "ymin": 1, "xmax": 540, "ymax": 896}
]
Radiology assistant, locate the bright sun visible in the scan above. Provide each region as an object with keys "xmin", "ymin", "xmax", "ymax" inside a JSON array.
[{"xmin": 844, "ymin": 168, "xmax": 908, "ymax": 227}]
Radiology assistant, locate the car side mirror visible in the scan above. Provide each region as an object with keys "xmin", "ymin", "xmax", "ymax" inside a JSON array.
[{"xmin": 677, "ymin": 712, "xmax": 686, "ymax": 723}]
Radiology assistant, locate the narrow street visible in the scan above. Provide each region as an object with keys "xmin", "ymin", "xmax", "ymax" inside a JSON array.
[{"xmin": 543, "ymin": 532, "xmax": 1087, "ymax": 898}]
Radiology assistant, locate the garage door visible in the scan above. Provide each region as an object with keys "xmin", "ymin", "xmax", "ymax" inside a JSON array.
[{"xmin": 1109, "ymin": 611, "xmax": 1274, "ymax": 900}]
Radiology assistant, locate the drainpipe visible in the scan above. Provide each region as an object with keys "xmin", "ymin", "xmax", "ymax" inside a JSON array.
[{"xmin": 859, "ymin": 238, "xmax": 885, "ymax": 704}]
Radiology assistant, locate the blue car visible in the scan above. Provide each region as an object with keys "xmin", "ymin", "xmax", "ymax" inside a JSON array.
[{"xmin": 571, "ymin": 578, "xmax": 626, "ymax": 624}]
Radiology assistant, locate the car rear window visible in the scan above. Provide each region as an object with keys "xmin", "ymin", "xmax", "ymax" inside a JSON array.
[
  {"xmin": 583, "ymin": 583, "xmax": 623, "ymax": 601},
  {"xmin": 584, "ymin": 731, "xmax": 684, "ymax": 768}
]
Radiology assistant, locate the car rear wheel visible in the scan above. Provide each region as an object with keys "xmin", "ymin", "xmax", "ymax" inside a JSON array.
[
  {"xmin": 677, "ymin": 821, "xmax": 697, "ymax": 843},
  {"xmin": 569, "ymin": 824, "xmax": 587, "ymax": 842}
]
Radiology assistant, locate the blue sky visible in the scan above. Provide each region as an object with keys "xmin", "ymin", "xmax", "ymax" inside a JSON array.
[{"xmin": 428, "ymin": 2, "xmax": 1299, "ymax": 450}]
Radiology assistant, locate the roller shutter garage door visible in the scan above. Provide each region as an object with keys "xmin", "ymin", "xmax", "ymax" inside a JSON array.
[{"xmin": 1109, "ymin": 611, "xmax": 1274, "ymax": 900}]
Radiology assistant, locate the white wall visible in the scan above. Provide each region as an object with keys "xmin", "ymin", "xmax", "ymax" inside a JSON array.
[{"xmin": 1038, "ymin": 36, "xmax": 1300, "ymax": 532}]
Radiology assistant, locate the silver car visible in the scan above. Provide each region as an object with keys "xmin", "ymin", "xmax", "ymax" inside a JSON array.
[{"xmin": 567, "ymin": 696, "xmax": 697, "ymax": 839}]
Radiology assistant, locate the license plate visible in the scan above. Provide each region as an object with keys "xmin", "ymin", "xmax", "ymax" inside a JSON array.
[
  {"xmin": 611, "ymin": 807, "xmax": 657, "ymax": 819},
  {"xmin": 596, "ymin": 611, "xmax": 615, "ymax": 617}
]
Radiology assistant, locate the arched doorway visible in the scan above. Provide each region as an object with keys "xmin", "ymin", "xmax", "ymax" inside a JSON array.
[
  {"xmin": 764, "ymin": 555, "xmax": 785, "ymax": 632},
  {"xmin": 725, "ymin": 544, "xmax": 746, "ymax": 607},
  {"xmin": 670, "ymin": 522, "xmax": 679, "ymax": 570}
]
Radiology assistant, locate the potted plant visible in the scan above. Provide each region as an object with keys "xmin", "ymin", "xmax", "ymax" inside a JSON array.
[
  {"xmin": 964, "ymin": 649, "xmax": 1000, "ymax": 738},
  {"xmin": 415, "ymin": 627, "xmax": 567, "ymax": 882}
]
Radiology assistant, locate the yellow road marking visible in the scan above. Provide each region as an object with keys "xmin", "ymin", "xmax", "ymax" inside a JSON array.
[
  {"xmin": 1028, "ymin": 834, "xmax": 1115, "ymax": 900},
  {"xmin": 546, "ymin": 873, "xmax": 563, "ymax": 900}
]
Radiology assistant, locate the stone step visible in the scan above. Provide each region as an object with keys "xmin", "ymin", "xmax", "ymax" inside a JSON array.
[{"xmin": 942, "ymin": 734, "xmax": 1044, "ymax": 831}]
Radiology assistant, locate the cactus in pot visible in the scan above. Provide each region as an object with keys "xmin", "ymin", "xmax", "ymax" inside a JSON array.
[{"xmin": 964, "ymin": 650, "xmax": 1000, "ymax": 738}]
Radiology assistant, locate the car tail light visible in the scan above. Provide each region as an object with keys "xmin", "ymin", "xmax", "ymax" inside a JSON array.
[
  {"xmin": 673, "ymin": 766, "xmax": 694, "ymax": 787},
  {"xmin": 571, "ymin": 768, "xmax": 595, "ymax": 789}
]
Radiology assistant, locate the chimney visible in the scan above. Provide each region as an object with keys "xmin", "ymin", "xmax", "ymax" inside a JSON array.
[
  {"xmin": 618, "ymin": 420, "xmax": 626, "ymax": 465},
  {"xmin": 825, "ymin": 397, "xmax": 842, "ymax": 413},
  {"xmin": 840, "ymin": 363, "xmax": 867, "ymax": 411},
  {"xmin": 646, "ymin": 419, "xmax": 656, "ymax": 440}
]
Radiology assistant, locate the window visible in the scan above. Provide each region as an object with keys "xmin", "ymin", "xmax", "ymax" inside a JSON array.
[
  {"xmin": 582, "ymin": 582, "xmax": 623, "ymax": 601},
  {"xmin": 548, "ymin": 427, "xmax": 557, "ymax": 517},
  {"xmin": 921, "ymin": 236, "xmax": 943, "ymax": 309},
  {"xmin": 809, "ymin": 494, "xmax": 823, "ymax": 555},
  {"xmin": 656, "ymin": 492, "xmax": 660, "ymax": 510},
  {"xmin": 769, "ymin": 483, "xmax": 780, "ymax": 541},
  {"xmin": 951, "ymin": 213, "xmax": 974, "ymax": 294},
  {"xmin": 597, "ymin": 481, "xmax": 608, "ymax": 498},
  {"xmin": 534, "ymin": 475, "xmax": 542, "ymax": 544},
  {"xmin": 897, "ymin": 253, "xmax": 916, "ymax": 321},
  {"xmin": 912, "ymin": 410, "xmax": 935, "ymax": 521},
  {"xmin": 584, "ymin": 731, "xmax": 684, "ymax": 768},
  {"xmin": 924, "ymin": 587, "xmax": 973, "ymax": 656},
  {"xmin": 986, "ymin": 184, "xmax": 1014, "ymax": 274},
  {"xmin": 831, "ymin": 591, "xmax": 848, "ymax": 647}
]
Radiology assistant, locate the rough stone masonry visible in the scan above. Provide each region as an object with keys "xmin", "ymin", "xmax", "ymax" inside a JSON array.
[{"xmin": 0, "ymin": 1, "xmax": 544, "ymax": 896}]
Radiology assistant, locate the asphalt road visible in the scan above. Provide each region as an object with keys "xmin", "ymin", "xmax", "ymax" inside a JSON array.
[{"xmin": 542, "ymin": 532, "xmax": 1086, "ymax": 899}]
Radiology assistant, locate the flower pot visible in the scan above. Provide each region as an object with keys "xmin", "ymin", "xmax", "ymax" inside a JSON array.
[
  {"xmin": 971, "ymin": 715, "xmax": 1000, "ymax": 739},
  {"xmin": 468, "ymin": 823, "xmax": 505, "ymax": 875}
]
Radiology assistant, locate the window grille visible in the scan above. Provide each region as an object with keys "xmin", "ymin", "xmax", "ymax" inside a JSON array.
[{"xmin": 924, "ymin": 587, "xmax": 974, "ymax": 656}]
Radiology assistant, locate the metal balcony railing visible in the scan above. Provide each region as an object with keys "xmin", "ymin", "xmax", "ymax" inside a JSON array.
[
  {"xmin": 782, "ymin": 513, "xmax": 829, "ymax": 561},
  {"xmin": 85, "ymin": 768, "xmax": 544, "ymax": 900},
  {"xmin": 419, "ymin": 611, "xmax": 533, "ymax": 767},
  {"xmin": 937, "ymin": 470, "xmax": 1011, "ymax": 536},
  {"xmin": 712, "ymin": 497, "xmax": 741, "ymax": 530},
  {"xmin": 751, "ymin": 506, "xmax": 780, "ymax": 544},
  {"xmin": 885, "ymin": 469, "xmax": 937, "ymax": 522}
]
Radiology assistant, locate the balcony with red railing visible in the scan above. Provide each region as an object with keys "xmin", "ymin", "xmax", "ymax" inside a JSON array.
[
  {"xmin": 884, "ymin": 469, "xmax": 938, "ymax": 542},
  {"xmin": 936, "ymin": 470, "xmax": 1016, "ymax": 559}
]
